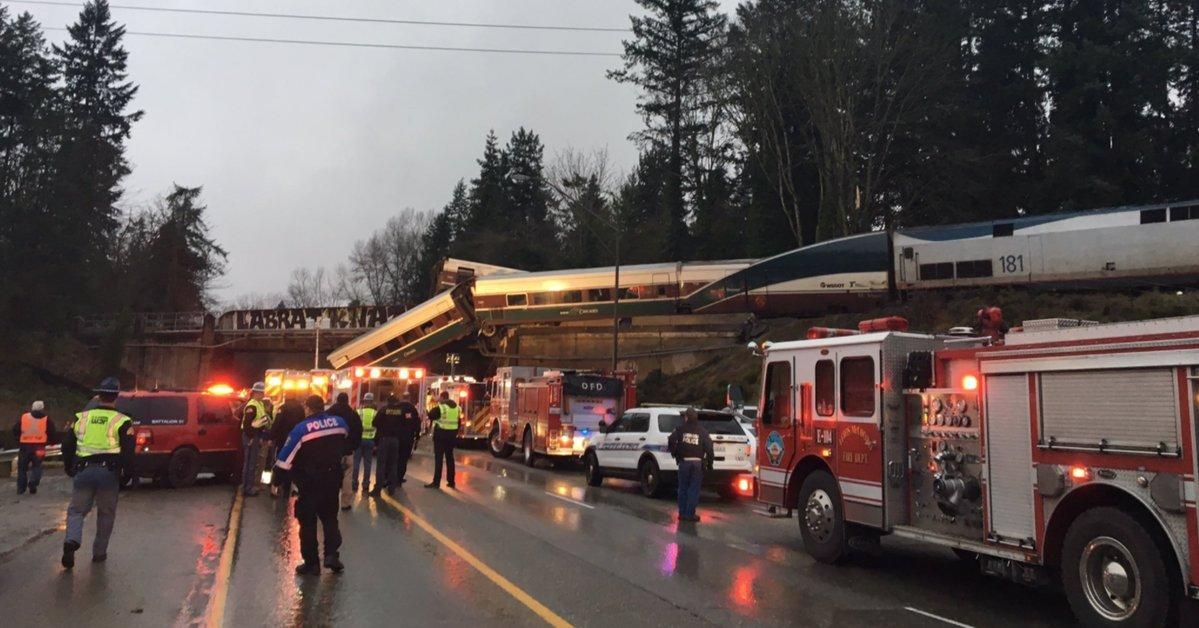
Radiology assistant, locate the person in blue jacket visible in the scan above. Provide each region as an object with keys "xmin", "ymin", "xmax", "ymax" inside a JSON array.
[{"xmin": 276, "ymin": 395, "xmax": 349, "ymax": 575}]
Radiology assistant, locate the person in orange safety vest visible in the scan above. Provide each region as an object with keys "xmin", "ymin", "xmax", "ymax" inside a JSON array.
[{"xmin": 11, "ymin": 401, "xmax": 58, "ymax": 495}]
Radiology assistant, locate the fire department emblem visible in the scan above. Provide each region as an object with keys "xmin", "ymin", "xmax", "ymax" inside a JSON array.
[{"xmin": 765, "ymin": 431, "xmax": 785, "ymax": 466}]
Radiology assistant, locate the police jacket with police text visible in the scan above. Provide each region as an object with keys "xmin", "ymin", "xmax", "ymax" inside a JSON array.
[
  {"xmin": 667, "ymin": 422, "xmax": 714, "ymax": 462},
  {"xmin": 374, "ymin": 401, "xmax": 420, "ymax": 439},
  {"xmin": 325, "ymin": 401, "xmax": 363, "ymax": 455},
  {"xmin": 275, "ymin": 413, "xmax": 349, "ymax": 475}
]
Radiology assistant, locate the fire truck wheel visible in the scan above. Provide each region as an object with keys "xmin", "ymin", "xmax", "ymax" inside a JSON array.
[
  {"xmin": 639, "ymin": 457, "xmax": 665, "ymax": 498},
  {"xmin": 489, "ymin": 423, "xmax": 514, "ymax": 459},
  {"xmin": 1061, "ymin": 507, "xmax": 1175, "ymax": 628},
  {"xmin": 165, "ymin": 448, "xmax": 200, "ymax": 489},
  {"xmin": 797, "ymin": 470, "xmax": 848, "ymax": 564},
  {"xmin": 584, "ymin": 451, "xmax": 604, "ymax": 486},
  {"xmin": 522, "ymin": 429, "xmax": 537, "ymax": 467}
]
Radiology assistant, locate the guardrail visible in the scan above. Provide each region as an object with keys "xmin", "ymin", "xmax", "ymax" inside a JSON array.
[{"xmin": 0, "ymin": 445, "xmax": 62, "ymax": 478}]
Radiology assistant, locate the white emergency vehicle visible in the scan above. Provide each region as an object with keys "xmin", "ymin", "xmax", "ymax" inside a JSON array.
[{"xmin": 583, "ymin": 406, "xmax": 756, "ymax": 499}]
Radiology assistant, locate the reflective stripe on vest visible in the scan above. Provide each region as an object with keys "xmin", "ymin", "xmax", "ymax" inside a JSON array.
[
  {"xmin": 360, "ymin": 407, "xmax": 377, "ymax": 440},
  {"xmin": 435, "ymin": 404, "xmax": 460, "ymax": 431},
  {"xmin": 73, "ymin": 409, "xmax": 131, "ymax": 457},
  {"xmin": 245, "ymin": 399, "xmax": 271, "ymax": 430},
  {"xmin": 19, "ymin": 413, "xmax": 48, "ymax": 444}
]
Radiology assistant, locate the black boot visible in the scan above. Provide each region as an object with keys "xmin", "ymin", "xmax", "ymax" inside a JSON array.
[
  {"xmin": 323, "ymin": 554, "xmax": 344, "ymax": 573},
  {"xmin": 62, "ymin": 540, "xmax": 79, "ymax": 569},
  {"xmin": 295, "ymin": 562, "xmax": 321, "ymax": 576}
]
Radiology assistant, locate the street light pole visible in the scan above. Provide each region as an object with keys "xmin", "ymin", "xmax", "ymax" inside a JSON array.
[{"xmin": 612, "ymin": 228, "xmax": 620, "ymax": 372}]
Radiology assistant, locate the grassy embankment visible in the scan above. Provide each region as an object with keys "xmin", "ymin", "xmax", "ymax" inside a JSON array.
[
  {"xmin": 639, "ymin": 288, "xmax": 1199, "ymax": 409},
  {"xmin": 0, "ymin": 335, "xmax": 94, "ymax": 449}
]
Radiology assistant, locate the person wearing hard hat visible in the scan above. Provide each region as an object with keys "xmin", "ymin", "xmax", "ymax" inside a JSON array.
[
  {"xmin": 352, "ymin": 392, "xmax": 378, "ymax": 494},
  {"xmin": 60, "ymin": 377, "xmax": 133, "ymax": 568},
  {"xmin": 11, "ymin": 400, "xmax": 58, "ymax": 494},
  {"xmin": 240, "ymin": 382, "xmax": 273, "ymax": 497}
]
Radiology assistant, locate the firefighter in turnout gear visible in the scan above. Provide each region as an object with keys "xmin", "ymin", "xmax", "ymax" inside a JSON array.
[
  {"xmin": 425, "ymin": 391, "xmax": 460, "ymax": 490},
  {"xmin": 353, "ymin": 392, "xmax": 377, "ymax": 493},
  {"xmin": 276, "ymin": 395, "xmax": 350, "ymax": 575},
  {"xmin": 241, "ymin": 382, "xmax": 273, "ymax": 496},
  {"xmin": 61, "ymin": 377, "xmax": 134, "ymax": 569},
  {"xmin": 667, "ymin": 408, "xmax": 714, "ymax": 523},
  {"xmin": 12, "ymin": 400, "xmax": 58, "ymax": 495}
]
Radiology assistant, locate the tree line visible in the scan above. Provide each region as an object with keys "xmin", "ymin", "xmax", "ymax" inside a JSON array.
[
  {"xmin": 324, "ymin": 0, "xmax": 1198, "ymax": 309},
  {"xmin": 0, "ymin": 1, "xmax": 225, "ymax": 344}
]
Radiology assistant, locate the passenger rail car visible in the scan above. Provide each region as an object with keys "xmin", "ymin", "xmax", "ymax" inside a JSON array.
[
  {"xmin": 895, "ymin": 200, "xmax": 1199, "ymax": 290},
  {"xmin": 471, "ymin": 260, "xmax": 752, "ymax": 330},
  {"xmin": 327, "ymin": 282, "xmax": 474, "ymax": 369}
]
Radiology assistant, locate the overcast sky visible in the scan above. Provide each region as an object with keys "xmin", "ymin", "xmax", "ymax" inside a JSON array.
[{"xmin": 13, "ymin": 0, "xmax": 742, "ymax": 304}]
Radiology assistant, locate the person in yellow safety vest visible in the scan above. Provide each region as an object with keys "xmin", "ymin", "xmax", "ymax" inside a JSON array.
[
  {"xmin": 11, "ymin": 400, "xmax": 58, "ymax": 495},
  {"xmin": 424, "ymin": 391, "xmax": 460, "ymax": 490},
  {"xmin": 352, "ymin": 392, "xmax": 377, "ymax": 493},
  {"xmin": 240, "ymin": 382, "xmax": 273, "ymax": 497},
  {"xmin": 60, "ymin": 377, "xmax": 134, "ymax": 569}
]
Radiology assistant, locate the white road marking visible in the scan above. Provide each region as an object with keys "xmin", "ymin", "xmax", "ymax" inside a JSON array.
[
  {"xmin": 904, "ymin": 607, "xmax": 975, "ymax": 628},
  {"xmin": 544, "ymin": 491, "xmax": 595, "ymax": 509}
]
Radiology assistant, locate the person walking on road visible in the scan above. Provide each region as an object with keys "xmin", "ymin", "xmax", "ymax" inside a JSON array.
[
  {"xmin": 240, "ymin": 382, "xmax": 272, "ymax": 496},
  {"xmin": 667, "ymin": 408, "xmax": 714, "ymax": 523},
  {"xmin": 269, "ymin": 393, "xmax": 305, "ymax": 499},
  {"xmin": 353, "ymin": 392, "xmax": 377, "ymax": 493},
  {"xmin": 12, "ymin": 400, "xmax": 58, "ymax": 495},
  {"xmin": 61, "ymin": 377, "xmax": 134, "ymax": 568},
  {"xmin": 425, "ymin": 391, "xmax": 460, "ymax": 490},
  {"xmin": 275, "ymin": 395, "xmax": 350, "ymax": 576},
  {"xmin": 325, "ymin": 393, "xmax": 363, "ymax": 511},
  {"xmin": 369, "ymin": 393, "xmax": 411, "ymax": 496},
  {"xmin": 394, "ymin": 392, "xmax": 421, "ymax": 486}
]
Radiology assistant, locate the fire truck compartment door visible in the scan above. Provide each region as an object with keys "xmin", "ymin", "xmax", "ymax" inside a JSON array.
[{"xmin": 984, "ymin": 374, "xmax": 1036, "ymax": 546}]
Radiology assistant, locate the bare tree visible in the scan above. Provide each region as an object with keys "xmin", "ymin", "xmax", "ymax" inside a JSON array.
[
  {"xmin": 348, "ymin": 208, "xmax": 431, "ymax": 306},
  {"xmin": 225, "ymin": 291, "xmax": 288, "ymax": 310}
]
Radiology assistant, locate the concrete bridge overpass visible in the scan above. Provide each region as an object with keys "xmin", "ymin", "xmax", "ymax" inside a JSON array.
[{"xmin": 78, "ymin": 307, "xmax": 753, "ymax": 391}]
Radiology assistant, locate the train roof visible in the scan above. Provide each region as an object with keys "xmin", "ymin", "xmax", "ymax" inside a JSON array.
[
  {"xmin": 326, "ymin": 289, "xmax": 458, "ymax": 367},
  {"xmin": 896, "ymin": 199, "xmax": 1199, "ymax": 243},
  {"xmin": 473, "ymin": 259, "xmax": 753, "ymax": 295}
]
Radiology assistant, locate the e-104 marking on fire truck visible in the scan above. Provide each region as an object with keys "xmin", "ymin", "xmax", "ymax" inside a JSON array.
[{"xmin": 752, "ymin": 314, "xmax": 1199, "ymax": 627}]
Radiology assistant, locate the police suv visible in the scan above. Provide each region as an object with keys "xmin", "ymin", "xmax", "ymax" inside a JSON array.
[{"xmin": 583, "ymin": 406, "xmax": 756, "ymax": 499}]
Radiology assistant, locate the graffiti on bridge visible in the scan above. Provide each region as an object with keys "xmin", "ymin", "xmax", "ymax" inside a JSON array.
[{"xmin": 221, "ymin": 306, "xmax": 404, "ymax": 331}]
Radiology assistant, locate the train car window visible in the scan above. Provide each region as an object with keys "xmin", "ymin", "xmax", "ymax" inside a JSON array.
[
  {"xmin": 1170, "ymin": 205, "xmax": 1198, "ymax": 221},
  {"xmin": 1140, "ymin": 208, "xmax": 1167, "ymax": 224},
  {"xmin": 840, "ymin": 357, "xmax": 876, "ymax": 417},
  {"xmin": 955, "ymin": 259, "xmax": 994, "ymax": 278},
  {"xmin": 587, "ymin": 288, "xmax": 612, "ymax": 302},
  {"xmin": 918, "ymin": 262, "xmax": 954, "ymax": 281},
  {"xmin": 760, "ymin": 361, "xmax": 792, "ymax": 426},
  {"xmin": 815, "ymin": 360, "xmax": 835, "ymax": 416},
  {"xmin": 506, "ymin": 293, "xmax": 528, "ymax": 307},
  {"xmin": 656, "ymin": 284, "xmax": 668, "ymax": 297},
  {"xmin": 992, "ymin": 223, "xmax": 1014, "ymax": 237}
]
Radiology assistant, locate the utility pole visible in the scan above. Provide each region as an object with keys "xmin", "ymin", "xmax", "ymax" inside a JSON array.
[
  {"xmin": 611, "ymin": 226, "xmax": 620, "ymax": 373},
  {"xmin": 313, "ymin": 315, "xmax": 326, "ymax": 369}
]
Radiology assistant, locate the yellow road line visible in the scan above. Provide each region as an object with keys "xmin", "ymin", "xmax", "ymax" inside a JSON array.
[
  {"xmin": 206, "ymin": 489, "xmax": 245, "ymax": 628},
  {"xmin": 379, "ymin": 492, "xmax": 573, "ymax": 628}
]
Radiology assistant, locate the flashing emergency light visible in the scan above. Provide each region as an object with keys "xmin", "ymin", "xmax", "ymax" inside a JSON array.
[
  {"xmin": 735, "ymin": 475, "xmax": 754, "ymax": 497},
  {"xmin": 459, "ymin": 389, "xmax": 469, "ymax": 399},
  {"xmin": 414, "ymin": 368, "xmax": 425, "ymax": 379},
  {"xmin": 266, "ymin": 376, "xmax": 282, "ymax": 387},
  {"xmin": 282, "ymin": 381, "xmax": 296, "ymax": 391},
  {"xmin": 370, "ymin": 368, "xmax": 382, "ymax": 379},
  {"xmin": 297, "ymin": 380, "xmax": 309, "ymax": 390},
  {"xmin": 312, "ymin": 376, "xmax": 328, "ymax": 387},
  {"xmin": 206, "ymin": 383, "xmax": 235, "ymax": 396},
  {"xmin": 354, "ymin": 367, "xmax": 366, "ymax": 378},
  {"xmin": 962, "ymin": 374, "xmax": 979, "ymax": 391},
  {"xmin": 820, "ymin": 448, "xmax": 833, "ymax": 458},
  {"xmin": 399, "ymin": 367, "xmax": 410, "ymax": 380},
  {"xmin": 337, "ymin": 378, "xmax": 352, "ymax": 390},
  {"xmin": 1069, "ymin": 466, "xmax": 1091, "ymax": 481}
]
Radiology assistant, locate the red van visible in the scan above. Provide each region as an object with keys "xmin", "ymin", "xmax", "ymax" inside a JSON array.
[{"xmin": 109, "ymin": 390, "xmax": 243, "ymax": 488}]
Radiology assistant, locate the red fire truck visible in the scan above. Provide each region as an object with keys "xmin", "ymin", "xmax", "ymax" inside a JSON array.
[
  {"xmin": 753, "ymin": 314, "xmax": 1199, "ymax": 626},
  {"xmin": 488, "ymin": 368, "xmax": 636, "ymax": 467}
]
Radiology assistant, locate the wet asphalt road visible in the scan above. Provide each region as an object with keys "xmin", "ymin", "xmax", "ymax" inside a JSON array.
[{"xmin": 0, "ymin": 443, "xmax": 1082, "ymax": 628}]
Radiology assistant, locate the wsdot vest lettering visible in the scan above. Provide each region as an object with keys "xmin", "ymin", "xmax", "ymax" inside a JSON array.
[
  {"xmin": 73, "ymin": 409, "xmax": 131, "ymax": 457},
  {"xmin": 435, "ymin": 404, "xmax": 460, "ymax": 431},
  {"xmin": 360, "ymin": 407, "xmax": 377, "ymax": 440}
]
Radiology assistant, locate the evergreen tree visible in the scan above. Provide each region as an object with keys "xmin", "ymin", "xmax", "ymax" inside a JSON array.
[
  {"xmin": 140, "ymin": 185, "xmax": 227, "ymax": 311},
  {"xmin": 1043, "ymin": 0, "xmax": 1176, "ymax": 211},
  {"xmin": 610, "ymin": 0, "xmax": 728, "ymax": 259},
  {"xmin": 52, "ymin": 0, "xmax": 143, "ymax": 313},
  {"xmin": 504, "ymin": 128, "xmax": 555, "ymax": 269},
  {"xmin": 443, "ymin": 179, "xmax": 470, "ymax": 241},
  {"xmin": 412, "ymin": 211, "xmax": 453, "ymax": 300}
]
